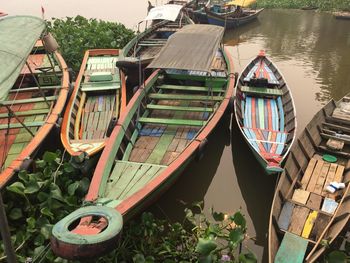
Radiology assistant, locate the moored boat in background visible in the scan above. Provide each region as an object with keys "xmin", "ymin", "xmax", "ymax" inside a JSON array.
[
  {"xmin": 117, "ymin": 4, "xmax": 193, "ymax": 86},
  {"xmin": 204, "ymin": 0, "xmax": 263, "ymax": 29},
  {"xmin": 51, "ymin": 24, "xmax": 235, "ymax": 259},
  {"xmin": 60, "ymin": 49, "xmax": 127, "ymax": 169},
  {"xmin": 234, "ymin": 51, "xmax": 296, "ymax": 174},
  {"xmin": 0, "ymin": 11, "xmax": 7, "ymax": 17},
  {"xmin": 269, "ymin": 93, "xmax": 350, "ymax": 262},
  {"xmin": 333, "ymin": 11, "xmax": 350, "ymax": 20},
  {"xmin": 0, "ymin": 16, "xmax": 69, "ymax": 188}
]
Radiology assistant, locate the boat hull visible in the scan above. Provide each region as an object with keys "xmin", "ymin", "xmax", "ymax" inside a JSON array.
[
  {"xmin": 269, "ymin": 94, "xmax": 350, "ymax": 262},
  {"xmin": 51, "ymin": 45, "xmax": 235, "ymax": 259},
  {"xmin": 205, "ymin": 8, "xmax": 264, "ymax": 29}
]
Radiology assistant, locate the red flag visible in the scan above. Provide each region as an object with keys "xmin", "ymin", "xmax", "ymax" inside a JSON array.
[{"xmin": 41, "ymin": 6, "xmax": 45, "ymax": 19}]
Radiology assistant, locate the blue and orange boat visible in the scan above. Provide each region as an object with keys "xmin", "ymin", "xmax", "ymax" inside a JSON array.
[{"xmin": 234, "ymin": 51, "xmax": 296, "ymax": 174}]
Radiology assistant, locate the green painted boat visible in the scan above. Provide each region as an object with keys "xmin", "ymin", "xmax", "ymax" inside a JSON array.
[
  {"xmin": 269, "ymin": 93, "xmax": 350, "ymax": 262},
  {"xmin": 51, "ymin": 24, "xmax": 235, "ymax": 259},
  {"xmin": 0, "ymin": 16, "xmax": 69, "ymax": 188},
  {"xmin": 117, "ymin": 4, "xmax": 193, "ymax": 86}
]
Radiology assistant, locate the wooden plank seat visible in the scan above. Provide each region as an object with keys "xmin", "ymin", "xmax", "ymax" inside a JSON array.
[
  {"xmin": 241, "ymin": 86, "xmax": 283, "ymax": 96},
  {"xmin": 157, "ymin": 84, "xmax": 225, "ymax": 93},
  {"xmin": 9, "ymin": 85, "xmax": 61, "ymax": 93},
  {"xmin": 0, "ymin": 95, "xmax": 57, "ymax": 106},
  {"xmin": 0, "ymin": 121, "xmax": 45, "ymax": 130},
  {"xmin": 0, "ymin": 108, "xmax": 50, "ymax": 119},
  {"xmin": 146, "ymin": 104, "xmax": 213, "ymax": 112},
  {"xmin": 148, "ymin": 93, "xmax": 223, "ymax": 101},
  {"xmin": 320, "ymin": 132, "xmax": 350, "ymax": 144},
  {"xmin": 322, "ymin": 122, "xmax": 350, "ymax": 134},
  {"xmin": 138, "ymin": 117, "xmax": 205, "ymax": 126},
  {"xmin": 81, "ymin": 83, "xmax": 120, "ymax": 92},
  {"xmin": 138, "ymin": 42, "xmax": 165, "ymax": 47}
]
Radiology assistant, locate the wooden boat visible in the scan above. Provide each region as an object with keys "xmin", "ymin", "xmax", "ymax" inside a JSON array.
[
  {"xmin": 0, "ymin": 16, "xmax": 69, "ymax": 188},
  {"xmin": 51, "ymin": 24, "xmax": 235, "ymax": 259},
  {"xmin": 234, "ymin": 51, "xmax": 296, "ymax": 174},
  {"xmin": 117, "ymin": 4, "xmax": 193, "ymax": 85},
  {"xmin": 334, "ymin": 11, "xmax": 350, "ymax": 20},
  {"xmin": 0, "ymin": 11, "xmax": 7, "ymax": 17},
  {"xmin": 60, "ymin": 49, "xmax": 126, "ymax": 166},
  {"xmin": 269, "ymin": 94, "xmax": 350, "ymax": 262},
  {"xmin": 205, "ymin": 6, "xmax": 263, "ymax": 29}
]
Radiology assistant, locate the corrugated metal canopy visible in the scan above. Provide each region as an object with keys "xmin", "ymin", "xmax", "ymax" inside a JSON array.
[
  {"xmin": 147, "ymin": 24, "xmax": 224, "ymax": 72},
  {"xmin": 0, "ymin": 16, "xmax": 46, "ymax": 102}
]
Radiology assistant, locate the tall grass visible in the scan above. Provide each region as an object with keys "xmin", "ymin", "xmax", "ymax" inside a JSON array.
[{"xmin": 257, "ymin": 0, "xmax": 350, "ymax": 11}]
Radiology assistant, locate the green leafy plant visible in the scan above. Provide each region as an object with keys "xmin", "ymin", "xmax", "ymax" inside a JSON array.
[
  {"xmin": 0, "ymin": 151, "xmax": 89, "ymax": 262},
  {"xmin": 47, "ymin": 16, "xmax": 135, "ymax": 72}
]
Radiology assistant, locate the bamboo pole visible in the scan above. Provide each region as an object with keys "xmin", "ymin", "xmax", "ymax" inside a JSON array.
[{"xmin": 0, "ymin": 192, "xmax": 17, "ymax": 263}]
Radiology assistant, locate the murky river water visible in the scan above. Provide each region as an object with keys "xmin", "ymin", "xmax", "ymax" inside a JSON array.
[{"xmin": 2, "ymin": 2, "xmax": 350, "ymax": 261}]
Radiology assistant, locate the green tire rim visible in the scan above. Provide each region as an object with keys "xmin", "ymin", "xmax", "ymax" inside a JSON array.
[{"xmin": 52, "ymin": 206, "xmax": 123, "ymax": 245}]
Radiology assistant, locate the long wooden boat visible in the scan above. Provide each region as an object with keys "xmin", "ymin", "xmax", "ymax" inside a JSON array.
[
  {"xmin": 269, "ymin": 94, "xmax": 350, "ymax": 262},
  {"xmin": 0, "ymin": 16, "xmax": 69, "ymax": 188},
  {"xmin": 0, "ymin": 11, "xmax": 7, "ymax": 17},
  {"xmin": 334, "ymin": 11, "xmax": 350, "ymax": 20},
  {"xmin": 51, "ymin": 24, "xmax": 235, "ymax": 259},
  {"xmin": 117, "ymin": 4, "xmax": 193, "ymax": 85},
  {"xmin": 60, "ymin": 49, "xmax": 126, "ymax": 166},
  {"xmin": 205, "ymin": 6, "xmax": 263, "ymax": 29},
  {"xmin": 234, "ymin": 51, "xmax": 296, "ymax": 174}
]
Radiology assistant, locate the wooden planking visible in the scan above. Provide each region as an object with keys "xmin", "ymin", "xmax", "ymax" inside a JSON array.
[
  {"xmin": 138, "ymin": 117, "xmax": 205, "ymax": 127},
  {"xmin": 158, "ymin": 84, "xmax": 225, "ymax": 93},
  {"xmin": 301, "ymin": 211, "xmax": 318, "ymax": 239},
  {"xmin": 314, "ymin": 162, "xmax": 330, "ymax": 195},
  {"xmin": 146, "ymin": 130, "xmax": 177, "ymax": 164},
  {"xmin": 328, "ymin": 165, "xmax": 345, "ymax": 199},
  {"xmin": 306, "ymin": 193, "xmax": 322, "ymax": 211},
  {"xmin": 288, "ymin": 206, "xmax": 310, "ymax": 236},
  {"xmin": 146, "ymin": 104, "xmax": 213, "ymax": 112},
  {"xmin": 278, "ymin": 201, "xmax": 295, "ymax": 231},
  {"xmin": 0, "ymin": 108, "xmax": 50, "ymax": 119},
  {"xmin": 274, "ymin": 232, "xmax": 308, "ymax": 263},
  {"xmin": 301, "ymin": 158, "xmax": 317, "ymax": 189},
  {"xmin": 306, "ymin": 160, "xmax": 324, "ymax": 192},
  {"xmin": 322, "ymin": 163, "xmax": 338, "ymax": 196},
  {"xmin": 148, "ymin": 93, "xmax": 224, "ymax": 101},
  {"xmin": 0, "ymin": 121, "xmax": 45, "ymax": 130},
  {"xmin": 309, "ymin": 213, "xmax": 331, "ymax": 241},
  {"xmin": 292, "ymin": 189, "xmax": 310, "ymax": 205},
  {"xmin": 0, "ymin": 96, "xmax": 57, "ymax": 106}
]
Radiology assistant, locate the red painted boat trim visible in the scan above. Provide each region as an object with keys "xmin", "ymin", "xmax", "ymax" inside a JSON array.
[
  {"xmin": 0, "ymin": 51, "xmax": 69, "ymax": 189},
  {"xmin": 60, "ymin": 49, "xmax": 126, "ymax": 157}
]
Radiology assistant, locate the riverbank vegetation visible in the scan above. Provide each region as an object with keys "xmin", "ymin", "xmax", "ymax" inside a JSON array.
[
  {"xmin": 257, "ymin": 0, "xmax": 350, "ymax": 11},
  {"xmin": 47, "ymin": 16, "xmax": 135, "ymax": 73},
  {"xmin": 0, "ymin": 153, "xmax": 255, "ymax": 262}
]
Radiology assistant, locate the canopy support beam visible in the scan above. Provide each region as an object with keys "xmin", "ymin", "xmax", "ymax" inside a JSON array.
[
  {"xmin": 3, "ymin": 105, "xmax": 35, "ymax": 137},
  {"xmin": 25, "ymin": 62, "xmax": 50, "ymax": 108}
]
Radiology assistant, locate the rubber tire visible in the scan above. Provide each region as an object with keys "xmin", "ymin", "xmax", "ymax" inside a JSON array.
[{"xmin": 51, "ymin": 206, "xmax": 123, "ymax": 260}]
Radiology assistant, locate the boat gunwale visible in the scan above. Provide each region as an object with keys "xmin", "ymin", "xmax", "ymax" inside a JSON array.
[{"xmin": 60, "ymin": 49, "xmax": 127, "ymax": 157}]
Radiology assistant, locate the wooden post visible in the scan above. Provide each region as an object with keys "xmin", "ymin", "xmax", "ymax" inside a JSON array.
[
  {"xmin": 25, "ymin": 62, "xmax": 50, "ymax": 108},
  {"xmin": 0, "ymin": 192, "xmax": 17, "ymax": 263}
]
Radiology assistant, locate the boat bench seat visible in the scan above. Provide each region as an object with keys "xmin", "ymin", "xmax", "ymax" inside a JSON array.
[
  {"xmin": 138, "ymin": 117, "xmax": 205, "ymax": 127},
  {"xmin": 0, "ymin": 95, "xmax": 57, "ymax": 106},
  {"xmin": 149, "ymin": 93, "xmax": 223, "ymax": 101},
  {"xmin": 157, "ymin": 84, "xmax": 225, "ymax": 93},
  {"xmin": 146, "ymin": 104, "xmax": 213, "ymax": 112},
  {"xmin": 0, "ymin": 108, "xmax": 50, "ymax": 119},
  {"xmin": 0, "ymin": 121, "xmax": 45, "ymax": 130},
  {"xmin": 138, "ymin": 42, "xmax": 165, "ymax": 47},
  {"xmin": 241, "ymin": 86, "xmax": 283, "ymax": 96}
]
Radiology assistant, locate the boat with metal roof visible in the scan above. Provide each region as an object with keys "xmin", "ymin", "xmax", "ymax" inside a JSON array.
[
  {"xmin": 51, "ymin": 24, "xmax": 235, "ymax": 259},
  {"xmin": 0, "ymin": 16, "xmax": 69, "ymax": 188}
]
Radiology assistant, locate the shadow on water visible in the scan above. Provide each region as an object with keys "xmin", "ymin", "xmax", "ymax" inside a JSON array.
[
  {"xmin": 149, "ymin": 114, "xmax": 231, "ymax": 221},
  {"xmin": 231, "ymin": 116, "xmax": 277, "ymax": 262}
]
